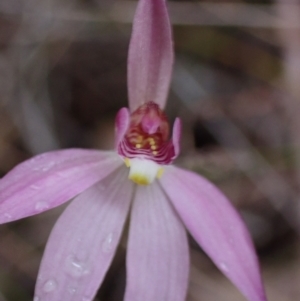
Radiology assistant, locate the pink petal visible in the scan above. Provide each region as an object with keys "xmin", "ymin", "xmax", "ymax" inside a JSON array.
[
  {"xmin": 0, "ymin": 149, "xmax": 122, "ymax": 223},
  {"xmin": 34, "ymin": 167, "xmax": 133, "ymax": 301},
  {"xmin": 115, "ymin": 107, "xmax": 130, "ymax": 149},
  {"xmin": 160, "ymin": 166, "xmax": 267, "ymax": 301},
  {"xmin": 124, "ymin": 182, "xmax": 189, "ymax": 301},
  {"xmin": 127, "ymin": 0, "xmax": 173, "ymax": 111}
]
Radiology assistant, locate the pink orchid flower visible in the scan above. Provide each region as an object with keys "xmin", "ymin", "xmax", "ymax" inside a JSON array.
[{"xmin": 0, "ymin": 0, "xmax": 267, "ymax": 300}]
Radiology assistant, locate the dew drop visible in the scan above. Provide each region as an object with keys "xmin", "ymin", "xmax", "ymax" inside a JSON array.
[
  {"xmin": 220, "ymin": 262, "xmax": 229, "ymax": 272},
  {"xmin": 35, "ymin": 201, "xmax": 49, "ymax": 212},
  {"xmin": 37, "ymin": 275, "xmax": 43, "ymax": 281},
  {"xmin": 68, "ymin": 285, "xmax": 77, "ymax": 294},
  {"xmin": 102, "ymin": 233, "xmax": 115, "ymax": 254},
  {"xmin": 32, "ymin": 161, "xmax": 55, "ymax": 172},
  {"xmin": 43, "ymin": 279, "xmax": 57, "ymax": 293},
  {"xmin": 41, "ymin": 162, "xmax": 55, "ymax": 172},
  {"xmin": 55, "ymin": 171, "xmax": 67, "ymax": 178},
  {"xmin": 3, "ymin": 213, "xmax": 12, "ymax": 221},
  {"xmin": 31, "ymin": 184, "xmax": 41, "ymax": 190},
  {"xmin": 64, "ymin": 254, "xmax": 90, "ymax": 278}
]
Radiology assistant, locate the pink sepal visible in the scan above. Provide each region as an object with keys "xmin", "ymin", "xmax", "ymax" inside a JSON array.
[
  {"xmin": 0, "ymin": 149, "xmax": 122, "ymax": 223},
  {"xmin": 172, "ymin": 118, "xmax": 181, "ymax": 158},
  {"xmin": 160, "ymin": 166, "xmax": 267, "ymax": 301},
  {"xmin": 124, "ymin": 182, "xmax": 189, "ymax": 301},
  {"xmin": 115, "ymin": 107, "xmax": 130, "ymax": 149},
  {"xmin": 127, "ymin": 0, "xmax": 173, "ymax": 111},
  {"xmin": 34, "ymin": 167, "xmax": 133, "ymax": 301}
]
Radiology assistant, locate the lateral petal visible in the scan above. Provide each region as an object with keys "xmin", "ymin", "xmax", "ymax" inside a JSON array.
[
  {"xmin": 160, "ymin": 166, "xmax": 267, "ymax": 301},
  {"xmin": 0, "ymin": 149, "xmax": 122, "ymax": 223},
  {"xmin": 124, "ymin": 181, "xmax": 189, "ymax": 301},
  {"xmin": 34, "ymin": 167, "xmax": 133, "ymax": 301},
  {"xmin": 172, "ymin": 118, "xmax": 181, "ymax": 158},
  {"xmin": 127, "ymin": 0, "xmax": 173, "ymax": 111},
  {"xmin": 115, "ymin": 107, "xmax": 130, "ymax": 149}
]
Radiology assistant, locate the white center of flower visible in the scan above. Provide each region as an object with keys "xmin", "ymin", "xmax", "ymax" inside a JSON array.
[{"xmin": 124, "ymin": 158, "xmax": 164, "ymax": 185}]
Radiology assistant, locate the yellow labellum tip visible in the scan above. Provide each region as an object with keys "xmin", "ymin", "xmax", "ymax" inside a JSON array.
[{"xmin": 129, "ymin": 174, "xmax": 150, "ymax": 185}]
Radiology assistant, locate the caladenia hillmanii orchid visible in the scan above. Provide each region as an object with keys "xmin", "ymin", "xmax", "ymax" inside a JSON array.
[{"xmin": 0, "ymin": 0, "xmax": 268, "ymax": 301}]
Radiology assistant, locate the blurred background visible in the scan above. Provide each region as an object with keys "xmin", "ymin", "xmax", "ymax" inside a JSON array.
[{"xmin": 0, "ymin": 0, "xmax": 299, "ymax": 300}]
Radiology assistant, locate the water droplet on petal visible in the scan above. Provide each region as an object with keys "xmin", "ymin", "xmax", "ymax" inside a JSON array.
[
  {"xmin": 35, "ymin": 201, "xmax": 49, "ymax": 212},
  {"xmin": 33, "ymin": 296, "xmax": 40, "ymax": 301},
  {"xmin": 31, "ymin": 184, "xmax": 41, "ymax": 190},
  {"xmin": 64, "ymin": 254, "xmax": 90, "ymax": 278},
  {"xmin": 41, "ymin": 162, "xmax": 55, "ymax": 172},
  {"xmin": 43, "ymin": 279, "xmax": 57, "ymax": 293},
  {"xmin": 68, "ymin": 285, "xmax": 77, "ymax": 294},
  {"xmin": 3, "ymin": 213, "xmax": 12, "ymax": 221},
  {"xmin": 55, "ymin": 171, "xmax": 67, "ymax": 178},
  {"xmin": 102, "ymin": 233, "xmax": 115, "ymax": 254},
  {"xmin": 32, "ymin": 161, "xmax": 55, "ymax": 172},
  {"xmin": 220, "ymin": 262, "xmax": 229, "ymax": 272}
]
